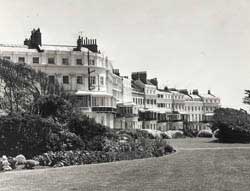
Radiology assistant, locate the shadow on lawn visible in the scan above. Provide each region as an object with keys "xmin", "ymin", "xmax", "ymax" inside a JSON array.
[{"xmin": 207, "ymin": 138, "xmax": 250, "ymax": 144}]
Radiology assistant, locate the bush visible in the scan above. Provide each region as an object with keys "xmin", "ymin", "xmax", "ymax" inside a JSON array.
[
  {"xmin": 197, "ymin": 129, "xmax": 213, "ymax": 138},
  {"xmin": 142, "ymin": 129, "xmax": 162, "ymax": 139},
  {"xmin": 213, "ymin": 129, "xmax": 220, "ymax": 138},
  {"xmin": 114, "ymin": 129, "xmax": 153, "ymax": 139},
  {"xmin": 67, "ymin": 114, "xmax": 110, "ymax": 150},
  {"xmin": 183, "ymin": 127, "xmax": 198, "ymax": 137},
  {"xmin": 0, "ymin": 114, "xmax": 84, "ymax": 157},
  {"xmin": 212, "ymin": 108, "xmax": 250, "ymax": 142},
  {"xmin": 34, "ymin": 95, "xmax": 73, "ymax": 123},
  {"xmin": 161, "ymin": 132, "xmax": 172, "ymax": 139},
  {"xmin": 166, "ymin": 130, "xmax": 185, "ymax": 139}
]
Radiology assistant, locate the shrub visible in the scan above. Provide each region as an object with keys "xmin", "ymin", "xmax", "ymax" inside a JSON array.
[
  {"xmin": 197, "ymin": 129, "xmax": 213, "ymax": 138},
  {"xmin": 213, "ymin": 129, "xmax": 220, "ymax": 138},
  {"xmin": 166, "ymin": 130, "xmax": 185, "ymax": 139},
  {"xmin": 212, "ymin": 108, "xmax": 250, "ymax": 142},
  {"xmin": 142, "ymin": 129, "xmax": 162, "ymax": 139},
  {"xmin": 183, "ymin": 127, "xmax": 198, "ymax": 137},
  {"xmin": 15, "ymin": 154, "xmax": 26, "ymax": 165},
  {"xmin": 24, "ymin": 160, "xmax": 39, "ymax": 169},
  {"xmin": 34, "ymin": 95, "xmax": 73, "ymax": 123},
  {"xmin": 161, "ymin": 132, "xmax": 172, "ymax": 139},
  {"xmin": 0, "ymin": 114, "xmax": 84, "ymax": 157},
  {"xmin": 67, "ymin": 114, "xmax": 110, "ymax": 150},
  {"xmin": 114, "ymin": 129, "xmax": 153, "ymax": 139}
]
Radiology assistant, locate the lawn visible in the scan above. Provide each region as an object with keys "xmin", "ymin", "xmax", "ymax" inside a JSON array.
[{"xmin": 1, "ymin": 138, "xmax": 250, "ymax": 191}]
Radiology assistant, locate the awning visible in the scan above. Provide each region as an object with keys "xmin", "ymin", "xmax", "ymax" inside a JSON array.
[
  {"xmin": 117, "ymin": 102, "xmax": 136, "ymax": 107},
  {"xmin": 205, "ymin": 113, "xmax": 214, "ymax": 116},
  {"xmin": 75, "ymin": 91, "xmax": 113, "ymax": 97}
]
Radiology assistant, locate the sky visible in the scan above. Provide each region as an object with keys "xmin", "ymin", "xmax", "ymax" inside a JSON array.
[{"xmin": 0, "ymin": 0, "xmax": 250, "ymax": 109}]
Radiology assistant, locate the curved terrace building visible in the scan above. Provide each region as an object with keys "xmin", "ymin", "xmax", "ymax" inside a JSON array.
[
  {"xmin": 0, "ymin": 28, "xmax": 120, "ymax": 128},
  {"xmin": 0, "ymin": 28, "xmax": 221, "ymax": 131}
]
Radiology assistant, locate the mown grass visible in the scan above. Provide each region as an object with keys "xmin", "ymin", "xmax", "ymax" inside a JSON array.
[{"xmin": 1, "ymin": 138, "xmax": 250, "ymax": 191}]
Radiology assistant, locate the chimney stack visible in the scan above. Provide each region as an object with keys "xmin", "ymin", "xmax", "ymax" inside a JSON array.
[{"xmin": 24, "ymin": 28, "xmax": 43, "ymax": 52}]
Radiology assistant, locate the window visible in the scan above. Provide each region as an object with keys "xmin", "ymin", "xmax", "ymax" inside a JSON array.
[
  {"xmin": 48, "ymin": 75, "xmax": 55, "ymax": 84},
  {"xmin": 48, "ymin": 57, "xmax": 55, "ymax": 64},
  {"xmin": 77, "ymin": 76, "xmax": 83, "ymax": 84},
  {"xmin": 90, "ymin": 76, "xmax": 96, "ymax": 85},
  {"xmin": 33, "ymin": 57, "xmax": 39, "ymax": 64},
  {"xmin": 63, "ymin": 76, "xmax": 69, "ymax": 84},
  {"xmin": 18, "ymin": 57, "xmax": 25, "ymax": 63},
  {"xmin": 62, "ymin": 58, "xmax": 69, "ymax": 65},
  {"xmin": 100, "ymin": 76, "xmax": 104, "ymax": 85},
  {"xmin": 3, "ymin": 56, "xmax": 10, "ymax": 60},
  {"xmin": 76, "ymin": 58, "xmax": 82, "ymax": 65},
  {"xmin": 89, "ymin": 59, "xmax": 95, "ymax": 65}
]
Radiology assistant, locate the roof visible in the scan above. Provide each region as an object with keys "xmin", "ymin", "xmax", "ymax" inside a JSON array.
[
  {"xmin": 146, "ymin": 80, "xmax": 154, "ymax": 86},
  {"xmin": 131, "ymin": 81, "xmax": 144, "ymax": 93},
  {"xmin": 0, "ymin": 44, "xmax": 37, "ymax": 53},
  {"xmin": 200, "ymin": 93, "xmax": 216, "ymax": 98},
  {"xmin": 157, "ymin": 89, "xmax": 171, "ymax": 93},
  {"xmin": 189, "ymin": 94, "xmax": 202, "ymax": 100},
  {"xmin": 42, "ymin": 44, "xmax": 89, "ymax": 52},
  {"xmin": 183, "ymin": 94, "xmax": 192, "ymax": 100},
  {"xmin": 0, "ymin": 44, "xmax": 90, "ymax": 53}
]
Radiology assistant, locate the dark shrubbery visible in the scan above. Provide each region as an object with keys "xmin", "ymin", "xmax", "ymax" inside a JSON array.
[
  {"xmin": 67, "ymin": 114, "xmax": 111, "ymax": 150},
  {"xmin": 34, "ymin": 95, "xmax": 73, "ymax": 123},
  {"xmin": 0, "ymin": 114, "xmax": 84, "ymax": 157},
  {"xmin": 171, "ymin": 131, "xmax": 185, "ymax": 139},
  {"xmin": 114, "ymin": 129, "xmax": 153, "ymax": 139},
  {"xmin": 183, "ymin": 127, "xmax": 198, "ymax": 137},
  {"xmin": 212, "ymin": 108, "xmax": 250, "ymax": 142}
]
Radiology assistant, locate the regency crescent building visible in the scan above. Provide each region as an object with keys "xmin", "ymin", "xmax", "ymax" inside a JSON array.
[{"xmin": 0, "ymin": 29, "xmax": 221, "ymax": 131}]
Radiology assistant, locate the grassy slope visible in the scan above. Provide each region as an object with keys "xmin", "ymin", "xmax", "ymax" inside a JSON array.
[{"xmin": 1, "ymin": 138, "xmax": 250, "ymax": 191}]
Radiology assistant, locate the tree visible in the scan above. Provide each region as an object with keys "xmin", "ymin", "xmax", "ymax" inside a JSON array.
[
  {"xmin": 243, "ymin": 90, "xmax": 250, "ymax": 106},
  {"xmin": 33, "ymin": 94, "xmax": 74, "ymax": 123},
  {"xmin": 212, "ymin": 108, "xmax": 250, "ymax": 142},
  {"xmin": 0, "ymin": 58, "xmax": 64, "ymax": 114}
]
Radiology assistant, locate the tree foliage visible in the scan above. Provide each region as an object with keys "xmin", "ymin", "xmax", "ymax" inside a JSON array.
[
  {"xmin": 67, "ymin": 114, "xmax": 110, "ymax": 150},
  {"xmin": 212, "ymin": 108, "xmax": 250, "ymax": 142},
  {"xmin": 0, "ymin": 58, "xmax": 64, "ymax": 113},
  {"xmin": 243, "ymin": 90, "xmax": 250, "ymax": 106},
  {"xmin": 34, "ymin": 94, "xmax": 74, "ymax": 123}
]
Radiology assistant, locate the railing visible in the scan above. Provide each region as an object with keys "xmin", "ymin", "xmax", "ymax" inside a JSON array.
[{"xmin": 92, "ymin": 106, "xmax": 117, "ymax": 113}]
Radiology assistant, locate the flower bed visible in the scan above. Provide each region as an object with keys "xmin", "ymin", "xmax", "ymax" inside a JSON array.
[{"xmin": 33, "ymin": 138, "xmax": 175, "ymax": 167}]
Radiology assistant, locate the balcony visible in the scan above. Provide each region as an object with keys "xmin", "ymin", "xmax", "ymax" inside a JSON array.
[{"xmin": 92, "ymin": 106, "xmax": 116, "ymax": 113}]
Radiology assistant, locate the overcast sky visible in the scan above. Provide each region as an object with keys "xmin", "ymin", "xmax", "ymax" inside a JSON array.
[{"xmin": 0, "ymin": 0, "xmax": 249, "ymax": 109}]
